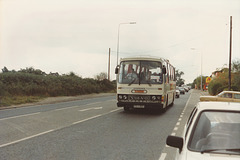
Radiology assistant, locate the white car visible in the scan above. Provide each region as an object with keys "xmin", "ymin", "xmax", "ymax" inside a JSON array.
[
  {"xmin": 176, "ymin": 88, "xmax": 180, "ymax": 98},
  {"xmin": 200, "ymin": 91, "xmax": 240, "ymax": 102},
  {"xmin": 166, "ymin": 102, "xmax": 240, "ymax": 160}
]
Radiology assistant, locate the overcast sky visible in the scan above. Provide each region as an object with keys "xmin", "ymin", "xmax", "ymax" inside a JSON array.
[{"xmin": 1, "ymin": 0, "xmax": 240, "ymax": 83}]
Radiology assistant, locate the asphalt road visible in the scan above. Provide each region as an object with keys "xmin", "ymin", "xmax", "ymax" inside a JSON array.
[{"xmin": 0, "ymin": 90, "xmax": 205, "ymax": 160}]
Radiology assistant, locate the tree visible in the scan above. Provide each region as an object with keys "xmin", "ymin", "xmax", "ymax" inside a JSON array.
[
  {"xmin": 95, "ymin": 72, "xmax": 107, "ymax": 81},
  {"xmin": 19, "ymin": 67, "xmax": 46, "ymax": 75},
  {"xmin": 176, "ymin": 69, "xmax": 185, "ymax": 86},
  {"xmin": 207, "ymin": 59, "xmax": 240, "ymax": 95},
  {"xmin": 2, "ymin": 66, "xmax": 9, "ymax": 73},
  {"xmin": 193, "ymin": 76, "xmax": 207, "ymax": 90},
  {"xmin": 232, "ymin": 59, "xmax": 240, "ymax": 73}
]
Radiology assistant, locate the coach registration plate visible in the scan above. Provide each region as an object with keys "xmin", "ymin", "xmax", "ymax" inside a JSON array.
[{"xmin": 133, "ymin": 105, "xmax": 145, "ymax": 108}]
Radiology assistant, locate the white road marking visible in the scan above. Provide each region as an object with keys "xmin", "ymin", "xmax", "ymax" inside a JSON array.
[
  {"xmin": 171, "ymin": 132, "xmax": 176, "ymax": 136},
  {"xmin": 158, "ymin": 92, "xmax": 194, "ymax": 160},
  {"xmin": 0, "ymin": 102, "xmax": 120, "ymax": 148},
  {"xmin": 55, "ymin": 105, "xmax": 79, "ymax": 111},
  {"xmin": 0, "ymin": 112, "xmax": 41, "ymax": 121},
  {"xmin": 79, "ymin": 107, "xmax": 102, "ymax": 112},
  {"xmin": 159, "ymin": 153, "xmax": 167, "ymax": 160},
  {"xmin": 183, "ymin": 92, "xmax": 192, "ymax": 111},
  {"xmin": 109, "ymin": 108, "xmax": 121, "ymax": 113},
  {"xmin": 0, "ymin": 129, "xmax": 54, "ymax": 148},
  {"xmin": 72, "ymin": 115, "xmax": 102, "ymax": 124},
  {"xmin": 54, "ymin": 102, "xmax": 102, "ymax": 111}
]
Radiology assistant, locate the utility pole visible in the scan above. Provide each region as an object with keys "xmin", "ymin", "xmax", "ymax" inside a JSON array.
[
  {"xmin": 108, "ymin": 48, "xmax": 111, "ymax": 81},
  {"xmin": 228, "ymin": 16, "xmax": 232, "ymax": 91}
]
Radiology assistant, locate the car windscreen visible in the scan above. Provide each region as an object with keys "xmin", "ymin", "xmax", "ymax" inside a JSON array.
[{"xmin": 188, "ymin": 111, "xmax": 240, "ymax": 155}]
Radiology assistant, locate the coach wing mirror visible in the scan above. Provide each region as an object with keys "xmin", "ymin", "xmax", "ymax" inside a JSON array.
[
  {"xmin": 115, "ymin": 66, "xmax": 119, "ymax": 74},
  {"xmin": 162, "ymin": 65, "xmax": 166, "ymax": 74},
  {"xmin": 166, "ymin": 135, "xmax": 183, "ymax": 153}
]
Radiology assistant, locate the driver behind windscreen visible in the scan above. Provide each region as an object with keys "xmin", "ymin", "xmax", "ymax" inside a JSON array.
[{"xmin": 126, "ymin": 68, "xmax": 138, "ymax": 79}]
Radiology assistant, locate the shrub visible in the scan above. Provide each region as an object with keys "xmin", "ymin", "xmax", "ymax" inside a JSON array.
[
  {"xmin": 0, "ymin": 68, "xmax": 115, "ymax": 98},
  {"xmin": 208, "ymin": 81, "xmax": 223, "ymax": 95}
]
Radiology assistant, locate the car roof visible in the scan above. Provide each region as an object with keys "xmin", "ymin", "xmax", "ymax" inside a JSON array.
[
  {"xmin": 219, "ymin": 91, "xmax": 240, "ymax": 94},
  {"xmin": 197, "ymin": 102, "xmax": 240, "ymax": 111}
]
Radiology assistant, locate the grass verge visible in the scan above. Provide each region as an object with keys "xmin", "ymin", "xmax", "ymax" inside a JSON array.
[{"xmin": 0, "ymin": 96, "xmax": 44, "ymax": 107}]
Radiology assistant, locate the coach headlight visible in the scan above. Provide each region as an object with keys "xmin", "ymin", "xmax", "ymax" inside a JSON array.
[
  {"xmin": 152, "ymin": 96, "xmax": 156, "ymax": 100},
  {"xmin": 118, "ymin": 95, "xmax": 123, "ymax": 100},
  {"xmin": 123, "ymin": 95, "xmax": 128, "ymax": 100}
]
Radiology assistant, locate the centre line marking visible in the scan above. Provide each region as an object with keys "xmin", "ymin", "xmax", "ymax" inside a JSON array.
[
  {"xmin": 79, "ymin": 107, "xmax": 102, "ymax": 112},
  {"xmin": 55, "ymin": 105, "xmax": 80, "ymax": 111},
  {"xmin": 0, "ymin": 112, "xmax": 41, "ymax": 121},
  {"xmin": 109, "ymin": 108, "xmax": 121, "ymax": 113},
  {"xmin": 72, "ymin": 115, "xmax": 102, "ymax": 125},
  {"xmin": 0, "ymin": 129, "xmax": 54, "ymax": 148}
]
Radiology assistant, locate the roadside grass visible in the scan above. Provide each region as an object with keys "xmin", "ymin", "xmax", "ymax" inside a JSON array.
[{"xmin": 0, "ymin": 96, "xmax": 44, "ymax": 107}]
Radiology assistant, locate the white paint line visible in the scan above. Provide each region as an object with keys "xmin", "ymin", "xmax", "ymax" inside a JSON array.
[
  {"xmin": 183, "ymin": 92, "xmax": 192, "ymax": 111},
  {"xmin": 165, "ymin": 145, "xmax": 170, "ymax": 148},
  {"xmin": 176, "ymin": 122, "xmax": 180, "ymax": 126},
  {"xmin": 159, "ymin": 153, "xmax": 167, "ymax": 160},
  {"xmin": 79, "ymin": 108, "xmax": 92, "ymax": 112},
  {"xmin": 0, "ymin": 129, "xmax": 54, "ymax": 148},
  {"xmin": 79, "ymin": 107, "xmax": 102, "ymax": 112},
  {"xmin": 0, "ymin": 106, "xmax": 116, "ymax": 148},
  {"xmin": 174, "ymin": 127, "xmax": 178, "ymax": 131},
  {"xmin": 72, "ymin": 115, "xmax": 102, "ymax": 125},
  {"xmin": 94, "ymin": 107, "xmax": 102, "ymax": 110},
  {"xmin": 0, "ymin": 112, "xmax": 41, "ymax": 121},
  {"xmin": 171, "ymin": 132, "xmax": 176, "ymax": 136},
  {"xmin": 55, "ymin": 102, "xmax": 102, "ymax": 111},
  {"xmin": 178, "ymin": 118, "xmax": 182, "ymax": 121},
  {"xmin": 180, "ymin": 115, "xmax": 183, "ymax": 118},
  {"xmin": 109, "ymin": 108, "xmax": 121, "ymax": 113},
  {"xmin": 55, "ymin": 105, "xmax": 79, "ymax": 111}
]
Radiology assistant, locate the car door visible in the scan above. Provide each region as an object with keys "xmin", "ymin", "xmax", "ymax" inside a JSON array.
[{"xmin": 233, "ymin": 93, "xmax": 240, "ymax": 102}]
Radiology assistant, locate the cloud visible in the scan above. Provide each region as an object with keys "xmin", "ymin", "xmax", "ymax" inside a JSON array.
[{"xmin": 1, "ymin": 0, "xmax": 240, "ymax": 83}]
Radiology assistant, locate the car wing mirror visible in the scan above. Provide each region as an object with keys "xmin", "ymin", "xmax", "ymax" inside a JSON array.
[{"xmin": 166, "ymin": 135, "xmax": 183, "ymax": 153}]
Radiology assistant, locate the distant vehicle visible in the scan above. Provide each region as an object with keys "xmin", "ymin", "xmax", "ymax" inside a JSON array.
[
  {"xmin": 179, "ymin": 87, "xmax": 185, "ymax": 94},
  {"xmin": 166, "ymin": 102, "xmax": 240, "ymax": 160},
  {"xmin": 115, "ymin": 57, "xmax": 176, "ymax": 111},
  {"xmin": 176, "ymin": 87, "xmax": 180, "ymax": 98},
  {"xmin": 184, "ymin": 86, "xmax": 189, "ymax": 92},
  {"xmin": 200, "ymin": 91, "xmax": 240, "ymax": 103}
]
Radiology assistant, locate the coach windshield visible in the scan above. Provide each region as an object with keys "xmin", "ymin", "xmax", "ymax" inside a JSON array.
[{"xmin": 118, "ymin": 61, "xmax": 163, "ymax": 85}]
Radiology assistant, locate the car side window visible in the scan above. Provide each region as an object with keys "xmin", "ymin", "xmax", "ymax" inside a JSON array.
[
  {"xmin": 222, "ymin": 93, "xmax": 232, "ymax": 98},
  {"xmin": 185, "ymin": 107, "xmax": 198, "ymax": 139},
  {"xmin": 234, "ymin": 94, "xmax": 240, "ymax": 99}
]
